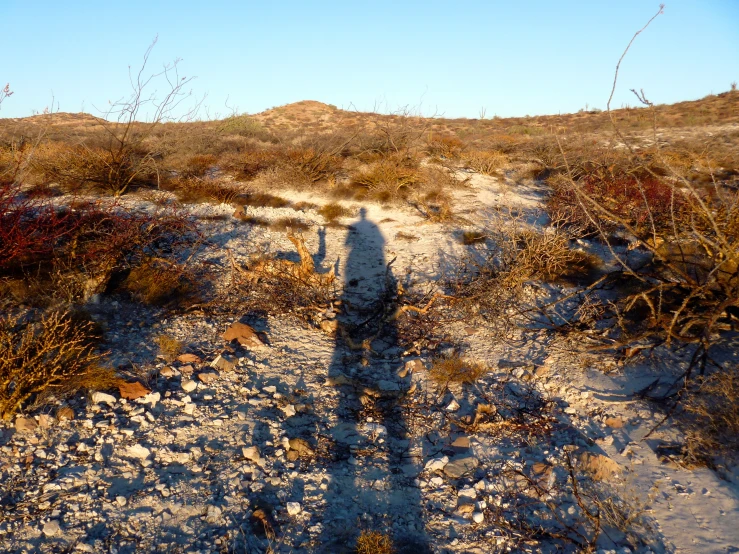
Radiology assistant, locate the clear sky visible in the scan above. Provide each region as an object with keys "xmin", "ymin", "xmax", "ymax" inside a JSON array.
[{"xmin": 1, "ymin": 1, "xmax": 737, "ymax": 120}]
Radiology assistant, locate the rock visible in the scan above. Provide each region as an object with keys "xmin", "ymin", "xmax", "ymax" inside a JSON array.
[
  {"xmin": 37, "ymin": 414, "xmax": 54, "ymax": 429},
  {"xmin": 404, "ymin": 359, "xmax": 424, "ymax": 375},
  {"xmin": 137, "ymin": 392, "xmax": 161, "ymax": 407},
  {"xmin": 222, "ymin": 322, "xmax": 267, "ymax": 349},
  {"xmin": 443, "ymin": 456, "xmax": 479, "ymax": 479},
  {"xmin": 56, "ymin": 407, "xmax": 75, "ymax": 421},
  {"xmin": 242, "ymin": 446, "xmax": 261, "ymax": 463},
  {"xmin": 159, "ymin": 366, "xmax": 177, "ymax": 378},
  {"xmin": 43, "ymin": 520, "xmax": 61, "ymax": 536},
  {"xmin": 458, "ymin": 487, "xmax": 477, "ymax": 502},
  {"xmin": 605, "ymin": 416, "xmax": 625, "ymax": 429},
  {"xmin": 210, "ymin": 353, "xmax": 237, "ymax": 372},
  {"xmin": 472, "ymin": 512, "xmax": 485, "ymax": 524},
  {"xmin": 578, "ymin": 452, "xmax": 621, "ymax": 481},
  {"xmin": 182, "ymin": 379, "xmax": 197, "ymax": 393},
  {"xmin": 446, "ymin": 399, "xmax": 460, "ymax": 412},
  {"xmin": 286, "ymin": 502, "xmax": 301, "ymax": 516},
  {"xmin": 125, "ymin": 444, "xmax": 151, "ymax": 460},
  {"xmin": 118, "ymin": 381, "xmax": 150, "ymax": 400},
  {"xmin": 288, "ymin": 438, "xmax": 314, "ymax": 457},
  {"xmin": 115, "ymin": 496, "xmax": 127, "ymax": 507},
  {"xmin": 91, "ymin": 391, "xmax": 117, "ymax": 405},
  {"xmin": 206, "ymin": 505, "xmax": 222, "ymax": 523},
  {"xmin": 454, "ymin": 504, "xmax": 474, "ymax": 516},
  {"xmin": 179, "ymin": 364, "xmax": 195, "ymax": 374},
  {"xmin": 197, "ymin": 371, "xmax": 219, "ymax": 384},
  {"xmin": 177, "ymin": 353, "xmax": 201, "ymax": 364},
  {"xmin": 280, "ymin": 404, "xmax": 296, "ymax": 418},
  {"xmin": 451, "ymin": 436, "xmax": 470, "ymax": 449},
  {"xmin": 286, "ymin": 450, "xmax": 300, "ymax": 462},
  {"xmin": 531, "ymin": 462, "xmax": 554, "ymax": 489},
  {"xmin": 15, "ymin": 417, "xmax": 38, "ymax": 433},
  {"xmin": 326, "ymin": 373, "xmax": 354, "ymax": 387}
]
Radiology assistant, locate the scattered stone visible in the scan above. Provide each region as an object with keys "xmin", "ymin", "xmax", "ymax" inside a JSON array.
[
  {"xmin": 531, "ymin": 462, "xmax": 554, "ymax": 488},
  {"xmin": 458, "ymin": 487, "xmax": 477, "ymax": 502},
  {"xmin": 182, "ymin": 379, "xmax": 197, "ymax": 393},
  {"xmin": 37, "ymin": 414, "xmax": 54, "ymax": 429},
  {"xmin": 118, "ymin": 381, "xmax": 150, "ymax": 400},
  {"xmin": 179, "ymin": 364, "xmax": 195, "ymax": 374},
  {"xmin": 159, "ymin": 366, "xmax": 177, "ymax": 378},
  {"xmin": 222, "ymin": 322, "xmax": 267, "ymax": 349},
  {"xmin": 286, "ymin": 502, "xmax": 301, "ymax": 516},
  {"xmin": 605, "ymin": 416, "xmax": 625, "ymax": 429},
  {"xmin": 177, "ymin": 353, "xmax": 202, "ymax": 364},
  {"xmin": 425, "ymin": 456, "xmax": 449, "ymax": 472},
  {"xmin": 446, "ymin": 399, "xmax": 460, "ymax": 412},
  {"xmin": 210, "ymin": 353, "xmax": 237, "ymax": 372},
  {"xmin": 455, "ymin": 504, "xmax": 474, "ymax": 516},
  {"xmin": 320, "ymin": 319, "xmax": 338, "ymax": 334},
  {"xmin": 56, "ymin": 407, "xmax": 75, "ymax": 421},
  {"xmin": 115, "ymin": 496, "xmax": 127, "ymax": 507},
  {"xmin": 91, "ymin": 391, "xmax": 117, "ymax": 406},
  {"xmin": 404, "ymin": 359, "xmax": 424, "ymax": 375},
  {"xmin": 578, "ymin": 452, "xmax": 621, "ymax": 481},
  {"xmin": 42, "ymin": 520, "xmax": 61, "ymax": 536},
  {"xmin": 125, "ymin": 444, "xmax": 152, "ymax": 460},
  {"xmin": 326, "ymin": 373, "xmax": 354, "ymax": 387},
  {"xmin": 15, "ymin": 417, "xmax": 38, "ymax": 434},
  {"xmin": 472, "ymin": 512, "xmax": 485, "ymax": 524},
  {"xmin": 443, "ymin": 456, "xmax": 479, "ymax": 479},
  {"xmin": 206, "ymin": 505, "xmax": 222, "ymax": 523},
  {"xmin": 197, "ymin": 371, "xmax": 219, "ymax": 384}
]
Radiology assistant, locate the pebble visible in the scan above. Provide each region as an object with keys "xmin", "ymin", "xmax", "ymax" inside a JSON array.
[
  {"xmin": 91, "ymin": 391, "xmax": 117, "ymax": 405},
  {"xmin": 286, "ymin": 502, "xmax": 302, "ymax": 516},
  {"xmin": 125, "ymin": 444, "xmax": 151, "ymax": 460},
  {"xmin": 472, "ymin": 512, "xmax": 485, "ymax": 524},
  {"xmin": 182, "ymin": 380, "xmax": 197, "ymax": 393},
  {"xmin": 42, "ymin": 520, "xmax": 61, "ymax": 536}
]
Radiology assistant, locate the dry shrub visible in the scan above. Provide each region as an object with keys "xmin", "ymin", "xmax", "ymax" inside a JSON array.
[
  {"xmin": 284, "ymin": 147, "xmax": 341, "ymax": 183},
  {"xmin": 122, "ymin": 257, "xmax": 198, "ymax": 306},
  {"xmin": 355, "ymin": 530, "xmax": 394, "ymax": 554},
  {"xmin": 0, "ymin": 309, "xmax": 113, "ymax": 419},
  {"xmin": 180, "ymin": 154, "xmax": 218, "ymax": 178},
  {"xmin": 292, "ymin": 200, "xmax": 319, "ymax": 212},
  {"xmin": 155, "ymin": 334, "xmax": 184, "ymax": 362},
  {"xmin": 352, "ymin": 156, "xmax": 422, "ymax": 202},
  {"xmin": 237, "ymin": 191, "xmax": 291, "ymax": 209},
  {"xmin": 223, "ymin": 148, "xmax": 283, "ymax": 180},
  {"xmin": 270, "ymin": 217, "xmax": 312, "ymax": 232},
  {"xmin": 168, "ymin": 177, "xmax": 243, "ymax": 205},
  {"xmin": 462, "ymin": 149, "xmax": 509, "ymax": 175},
  {"xmin": 428, "ymin": 353, "xmax": 488, "ymax": 386},
  {"xmin": 681, "ymin": 364, "xmax": 739, "ymax": 466},
  {"xmin": 318, "ymin": 201, "xmax": 353, "ymax": 223}
]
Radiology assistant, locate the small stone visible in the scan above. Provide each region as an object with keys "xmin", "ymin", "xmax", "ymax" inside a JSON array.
[
  {"xmin": 159, "ymin": 366, "xmax": 177, "ymax": 378},
  {"xmin": 425, "ymin": 456, "xmax": 449, "ymax": 472},
  {"xmin": 43, "ymin": 520, "xmax": 61, "ymax": 536},
  {"xmin": 472, "ymin": 512, "xmax": 484, "ymax": 524},
  {"xmin": 446, "ymin": 399, "xmax": 460, "ymax": 412},
  {"xmin": 222, "ymin": 322, "xmax": 267, "ymax": 349},
  {"xmin": 578, "ymin": 452, "xmax": 621, "ymax": 481},
  {"xmin": 118, "ymin": 381, "xmax": 150, "ymax": 400},
  {"xmin": 451, "ymin": 436, "xmax": 470, "ymax": 449},
  {"xmin": 605, "ymin": 416, "xmax": 625, "ymax": 429},
  {"xmin": 125, "ymin": 444, "xmax": 151, "ymax": 460},
  {"xmin": 286, "ymin": 502, "xmax": 301, "ymax": 516},
  {"xmin": 210, "ymin": 353, "xmax": 237, "ymax": 372},
  {"xmin": 15, "ymin": 417, "xmax": 38, "ymax": 433},
  {"xmin": 91, "ymin": 391, "xmax": 117, "ymax": 405},
  {"xmin": 177, "ymin": 353, "xmax": 201, "ymax": 364},
  {"xmin": 443, "ymin": 456, "xmax": 479, "ymax": 479},
  {"xmin": 56, "ymin": 407, "xmax": 75, "ymax": 421},
  {"xmin": 179, "ymin": 364, "xmax": 195, "ymax": 374},
  {"xmin": 280, "ymin": 404, "xmax": 296, "ymax": 418},
  {"xmin": 288, "ymin": 438, "xmax": 314, "ymax": 456},
  {"xmin": 458, "ymin": 487, "xmax": 477, "ymax": 501},
  {"xmin": 115, "ymin": 496, "xmax": 127, "ymax": 507},
  {"xmin": 37, "ymin": 414, "xmax": 54, "ymax": 429},
  {"xmin": 286, "ymin": 450, "xmax": 300, "ymax": 462},
  {"xmin": 182, "ymin": 379, "xmax": 197, "ymax": 393}
]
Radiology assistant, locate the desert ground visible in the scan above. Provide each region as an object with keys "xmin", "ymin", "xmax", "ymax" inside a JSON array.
[{"xmin": 1, "ymin": 91, "xmax": 738, "ymax": 553}]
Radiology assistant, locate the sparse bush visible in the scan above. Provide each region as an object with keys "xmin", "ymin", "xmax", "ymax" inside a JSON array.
[
  {"xmin": 122, "ymin": 257, "xmax": 199, "ymax": 306},
  {"xmin": 428, "ymin": 353, "xmax": 488, "ymax": 386},
  {"xmin": 155, "ymin": 334, "xmax": 184, "ymax": 362},
  {"xmin": 426, "ymin": 132, "xmax": 464, "ymax": 158},
  {"xmin": 0, "ymin": 309, "xmax": 113, "ymax": 419},
  {"xmin": 462, "ymin": 150, "xmax": 509, "ymax": 175}
]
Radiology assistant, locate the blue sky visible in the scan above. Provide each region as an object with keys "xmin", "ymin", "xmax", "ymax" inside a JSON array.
[{"xmin": 1, "ymin": 1, "xmax": 737, "ymax": 120}]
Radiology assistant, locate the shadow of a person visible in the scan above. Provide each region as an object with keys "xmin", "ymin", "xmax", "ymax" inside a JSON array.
[{"xmin": 319, "ymin": 208, "xmax": 431, "ymax": 553}]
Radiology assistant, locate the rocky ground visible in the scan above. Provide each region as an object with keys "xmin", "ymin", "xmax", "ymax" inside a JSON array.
[{"xmin": 1, "ymin": 172, "xmax": 737, "ymax": 554}]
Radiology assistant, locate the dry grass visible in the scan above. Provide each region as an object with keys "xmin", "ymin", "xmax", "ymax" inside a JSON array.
[
  {"xmin": 122, "ymin": 258, "xmax": 199, "ymax": 306},
  {"xmin": 0, "ymin": 309, "xmax": 114, "ymax": 419},
  {"xmin": 355, "ymin": 530, "xmax": 394, "ymax": 554}
]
